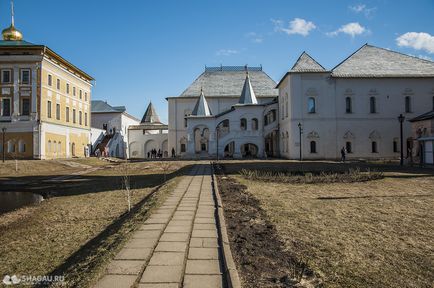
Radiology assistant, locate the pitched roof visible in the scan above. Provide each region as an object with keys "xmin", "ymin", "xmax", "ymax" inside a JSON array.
[
  {"xmin": 141, "ymin": 102, "xmax": 162, "ymax": 124},
  {"xmin": 180, "ymin": 66, "xmax": 278, "ymax": 98},
  {"xmin": 290, "ymin": 52, "xmax": 326, "ymax": 72},
  {"xmin": 91, "ymin": 100, "xmax": 126, "ymax": 113},
  {"xmin": 192, "ymin": 89, "xmax": 212, "ymax": 116},
  {"xmin": 238, "ymin": 73, "xmax": 258, "ymax": 104},
  {"xmin": 0, "ymin": 40, "xmax": 39, "ymax": 47},
  {"xmin": 332, "ymin": 44, "xmax": 434, "ymax": 78},
  {"xmin": 409, "ymin": 110, "xmax": 434, "ymax": 122}
]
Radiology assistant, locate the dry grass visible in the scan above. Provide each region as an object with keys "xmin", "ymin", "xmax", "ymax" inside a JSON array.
[
  {"xmin": 0, "ymin": 160, "xmax": 191, "ymax": 287},
  {"xmin": 229, "ymin": 162, "xmax": 434, "ymax": 288}
]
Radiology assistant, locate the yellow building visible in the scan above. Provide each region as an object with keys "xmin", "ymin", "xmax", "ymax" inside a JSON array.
[{"xmin": 0, "ymin": 4, "xmax": 93, "ymax": 159}]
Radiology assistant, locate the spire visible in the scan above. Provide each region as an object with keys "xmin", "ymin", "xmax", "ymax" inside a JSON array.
[
  {"xmin": 2, "ymin": 0, "xmax": 23, "ymax": 41},
  {"xmin": 140, "ymin": 102, "xmax": 161, "ymax": 124},
  {"xmin": 238, "ymin": 71, "xmax": 258, "ymax": 104},
  {"xmin": 192, "ymin": 88, "xmax": 212, "ymax": 116}
]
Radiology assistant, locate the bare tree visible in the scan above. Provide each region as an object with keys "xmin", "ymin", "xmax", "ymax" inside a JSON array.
[
  {"xmin": 158, "ymin": 161, "xmax": 173, "ymax": 182},
  {"xmin": 119, "ymin": 161, "xmax": 133, "ymax": 212}
]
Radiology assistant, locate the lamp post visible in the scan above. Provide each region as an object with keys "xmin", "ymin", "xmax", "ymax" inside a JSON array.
[
  {"xmin": 2, "ymin": 127, "xmax": 6, "ymax": 163},
  {"xmin": 398, "ymin": 114, "xmax": 405, "ymax": 166},
  {"xmin": 298, "ymin": 122, "xmax": 303, "ymax": 161},
  {"xmin": 216, "ymin": 126, "xmax": 220, "ymax": 161}
]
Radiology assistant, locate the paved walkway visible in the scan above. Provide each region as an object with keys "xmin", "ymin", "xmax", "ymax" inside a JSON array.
[{"xmin": 95, "ymin": 164, "xmax": 224, "ymax": 288}]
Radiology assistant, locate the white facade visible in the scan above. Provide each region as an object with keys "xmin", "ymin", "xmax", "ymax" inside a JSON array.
[{"xmin": 278, "ymin": 45, "xmax": 434, "ymax": 160}]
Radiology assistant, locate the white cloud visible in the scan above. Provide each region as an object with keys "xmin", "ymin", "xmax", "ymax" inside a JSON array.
[
  {"xmin": 216, "ymin": 49, "xmax": 239, "ymax": 56},
  {"xmin": 327, "ymin": 22, "xmax": 367, "ymax": 37},
  {"xmin": 272, "ymin": 18, "xmax": 316, "ymax": 36},
  {"xmin": 349, "ymin": 4, "xmax": 377, "ymax": 18},
  {"xmin": 246, "ymin": 32, "xmax": 264, "ymax": 43},
  {"xmin": 396, "ymin": 32, "xmax": 434, "ymax": 54}
]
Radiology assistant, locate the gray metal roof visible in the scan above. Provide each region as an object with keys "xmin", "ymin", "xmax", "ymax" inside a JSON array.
[
  {"xmin": 192, "ymin": 90, "xmax": 212, "ymax": 116},
  {"xmin": 91, "ymin": 100, "xmax": 126, "ymax": 113},
  {"xmin": 332, "ymin": 44, "xmax": 434, "ymax": 77},
  {"xmin": 290, "ymin": 52, "xmax": 326, "ymax": 72},
  {"xmin": 238, "ymin": 73, "xmax": 258, "ymax": 104},
  {"xmin": 180, "ymin": 66, "xmax": 278, "ymax": 97},
  {"xmin": 141, "ymin": 102, "xmax": 162, "ymax": 124},
  {"xmin": 409, "ymin": 110, "xmax": 434, "ymax": 122}
]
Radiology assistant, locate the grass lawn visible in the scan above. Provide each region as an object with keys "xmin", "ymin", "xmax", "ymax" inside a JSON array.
[
  {"xmin": 221, "ymin": 160, "xmax": 434, "ymax": 288},
  {"xmin": 0, "ymin": 159, "xmax": 192, "ymax": 287}
]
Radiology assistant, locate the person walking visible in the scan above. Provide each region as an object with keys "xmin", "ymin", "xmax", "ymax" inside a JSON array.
[
  {"xmin": 171, "ymin": 148, "xmax": 175, "ymax": 158},
  {"xmin": 341, "ymin": 146, "xmax": 346, "ymax": 162}
]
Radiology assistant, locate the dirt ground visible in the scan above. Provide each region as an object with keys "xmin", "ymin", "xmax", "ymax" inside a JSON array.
[
  {"xmin": 0, "ymin": 159, "xmax": 192, "ymax": 287},
  {"xmin": 218, "ymin": 160, "xmax": 434, "ymax": 288}
]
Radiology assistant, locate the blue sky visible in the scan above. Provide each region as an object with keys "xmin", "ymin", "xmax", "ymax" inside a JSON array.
[{"xmin": 1, "ymin": 0, "xmax": 433, "ymax": 122}]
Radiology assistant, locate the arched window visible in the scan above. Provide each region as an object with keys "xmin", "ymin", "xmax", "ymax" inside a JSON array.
[
  {"xmin": 405, "ymin": 96, "xmax": 411, "ymax": 113},
  {"xmin": 393, "ymin": 139, "xmax": 398, "ymax": 153},
  {"xmin": 371, "ymin": 141, "xmax": 378, "ymax": 153},
  {"xmin": 7, "ymin": 140, "xmax": 15, "ymax": 153},
  {"xmin": 345, "ymin": 141, "xmax": 352, "ymax": 153},
  {"xmin": 251, "ymin": 118, "xmax": 258, "ymax": 130},
  {"xmin": 345, "ymin": 97, "xmax": 352, "ymax": 113},
  {"xmin": 370, "ymin": 97, "xmax": 376, "ymax": 113},
  {"xmin": 240, "ymin": 118, "xmax": 247, "ymax": 130},
  {"xmin": 18, "ymin": 140, "xmax": 26, "ymax": 153},
  {"xmin": 308, "ymin": 97, "xmax": 316, "ymax": 113},
  {"xmin": 310, "ymin": 141, "xmax": 317, "ymax": 153}
]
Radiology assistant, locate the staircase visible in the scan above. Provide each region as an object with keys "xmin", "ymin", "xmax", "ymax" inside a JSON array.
[{"xmin": 96, "ymin": 134, "xmax": 113, "ymax": 155}]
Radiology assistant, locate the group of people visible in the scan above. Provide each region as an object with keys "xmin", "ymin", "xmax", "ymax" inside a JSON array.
[{"xmin": 147, "ymin": 149, "xmax": 163, "ymax": 159}]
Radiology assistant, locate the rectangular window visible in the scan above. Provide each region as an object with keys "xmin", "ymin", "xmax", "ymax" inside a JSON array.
[
  {"xmin": 405, "ymin": 96, "xmax": 411, "ymax": 113},
  {"xmin": 79, "ymin": 90, "xmax": 82, "ymax": 100},
  {"xmin": 48, "ymin": 74, "xmax": 52, "ymax": 86},
  {"xmin": 346, "ymin": 97, "xmax": 352, "ymax": 113},
  {"xmin": 66, "ymin": 107, "xmax": 70, "ymax": 122},
  {"xmin": 47, "ymin": 101, "xmax": 52, "ymax": 118},
  {"xmin": 57, "ymin": 79, "xmax": 61, "ymax": 90},
  {"xmin": 346, "ymin": 141, "xmax": 352, "ymax": 153},
  {"xmin": 79, "ymin": 111, "xmax": 82, "ymax": 125},
  {"xmin": 21, "ymin": 69, "xmax": 30, "ymax": 85},
  {"xmin": 371, "ymin": 141, "xmax": 378, "ymax": 153},
  {"xmin": 66, "ymin": 83, "xmax": 70, "ymax": 94},
  {"xmin": 393, "ymin": 140, "xmax": 398, "ymax": 153},
  {"xmin": 2, "ymin": 98, "xmax": 11, "ymax": 116},
  {"xmin": 370, "ymin": 97, "xmax": 376, "ymax": 113},
  {"xmin": 180, "ymin": 144, "xmax": 186, "ymax": 153},
  {"xmin": 73, "ymin": 109, "xmax": 76, "ymax": 123},
  {"xmin": 21, "ymin": 98, "xmax": 30, "ymax": 116},
  {"xmin": 85, "ymin": 92, "xmax": 87, "ymax": 101},
  {"xmin": 73, "ymin": 87, "xmax": 76, "ymax": 96},
  {"xmin": 56, "ymin": 103, "xmax": 60, "ymax": 120},
  {"xmin": 84, "ymin": 112, "xmax": 88, "ymax": 126},
  {"xmin": 1, "ymin": 70, "xmax": 11, "ymax": 83}
]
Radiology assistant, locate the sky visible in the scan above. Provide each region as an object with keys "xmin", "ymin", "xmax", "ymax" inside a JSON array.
[{"xmin": 1, "ymin": 0, "xmax": 433, "ymax": 123}]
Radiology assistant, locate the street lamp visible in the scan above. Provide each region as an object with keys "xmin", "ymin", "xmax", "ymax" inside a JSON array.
[
  {"xmin": 216, "ymin": 126, "xmax": 220, "ymax": 161},
  {"xmin": 398, "ymin": 114, "xmax": 405, "ymax": 166},
  {"xmin": 2, "ymin": 127, "xmax": 6, "ymax": 163},
  {"xmin": 298, "ymin": 122, "xmax": 303, "ymax": 161}
]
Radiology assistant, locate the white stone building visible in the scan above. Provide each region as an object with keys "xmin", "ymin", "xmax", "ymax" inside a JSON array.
[
  {"xmin": 277, "ymin": 44, "xmax": 434, "ymax": 160},
  {"xmin": 91, "ymin": 100, "xmax": 139, "ymax": 158},
  {"xmin": 128, "ymin": 102, "xmax": 169, "ymax": 158},
  {"xmin": 167, "ymin": 66, "xmax": 279, "ymax": 159}
]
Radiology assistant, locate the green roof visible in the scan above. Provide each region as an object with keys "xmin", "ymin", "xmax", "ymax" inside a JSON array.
[{"xmin": 0, "ymin": 40, "xmax": 41, "ymax": 47}]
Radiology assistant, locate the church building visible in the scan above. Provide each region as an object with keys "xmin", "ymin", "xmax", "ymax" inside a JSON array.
[{"xmin": 167, "ymin": 66, "xmax": 279, "ymax": 159}]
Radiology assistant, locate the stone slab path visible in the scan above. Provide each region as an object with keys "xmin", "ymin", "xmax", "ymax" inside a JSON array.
[{"xmin": 94, "ymin": 164, "xmax": 225, "ymax": 288}]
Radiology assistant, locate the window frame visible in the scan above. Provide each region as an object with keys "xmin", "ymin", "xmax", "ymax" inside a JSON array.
[
  {"xmin": 1, "ymin": 69, "xmax": 12, "ymax": 84},
  {"xmin": 345, "ymin": 97, "xmax": 352, "ymax": 113},
  {"xmin": 56, "ymin": 103, "xmax": 61, "ymax": 120},
  {"xmin": 66, "ymin": 107, "xmax": 70, "ymax": 122},
  {"xmin": 21, "ymin": 97, "xmax": 30, "ymax": 116},
  {"xmin": 79, "ymin": 111, "xmax": 82, "ymax": 125},
  {"xmin": 405, "ymin": 96, "xmax": 412, "ymax": 113},
  {"xmin": 371, "ymin": 141, "xmax": 378, "ymax": 153},
  {"xmin": 20, "ymin": 69, "xmax": 31, "ymax": 85},
  {"xmin": 48, "ymin": 74, "xmax": 52, "ymax": 86},
  {"xmin": 72, "ymin": 109, "xmax": 76, "ymax": 124},
  {"xmin": 1, "ymin": 98, "xmax": 11, "ymax": 116},
  {"xmin": 84, "ymin": 112, "xmax": 88, "ymax": 126},
  {"xmin": 56, "ymin": 78, "xmax": 61, "ymax": 90},
  {"xmin": 310, "ymin": 141, "xmax": 317, "ymax": 153},
  {"xmin": 47, "ymin": 100, "xmax": 52, "ymax": 118},
  {"xmin": 308, "ymin": 97, "xmax": 316, "ymax": 114},
  {"xmin": 369, "ymin": 97, "xmax": 376, "ymax": 113}
]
